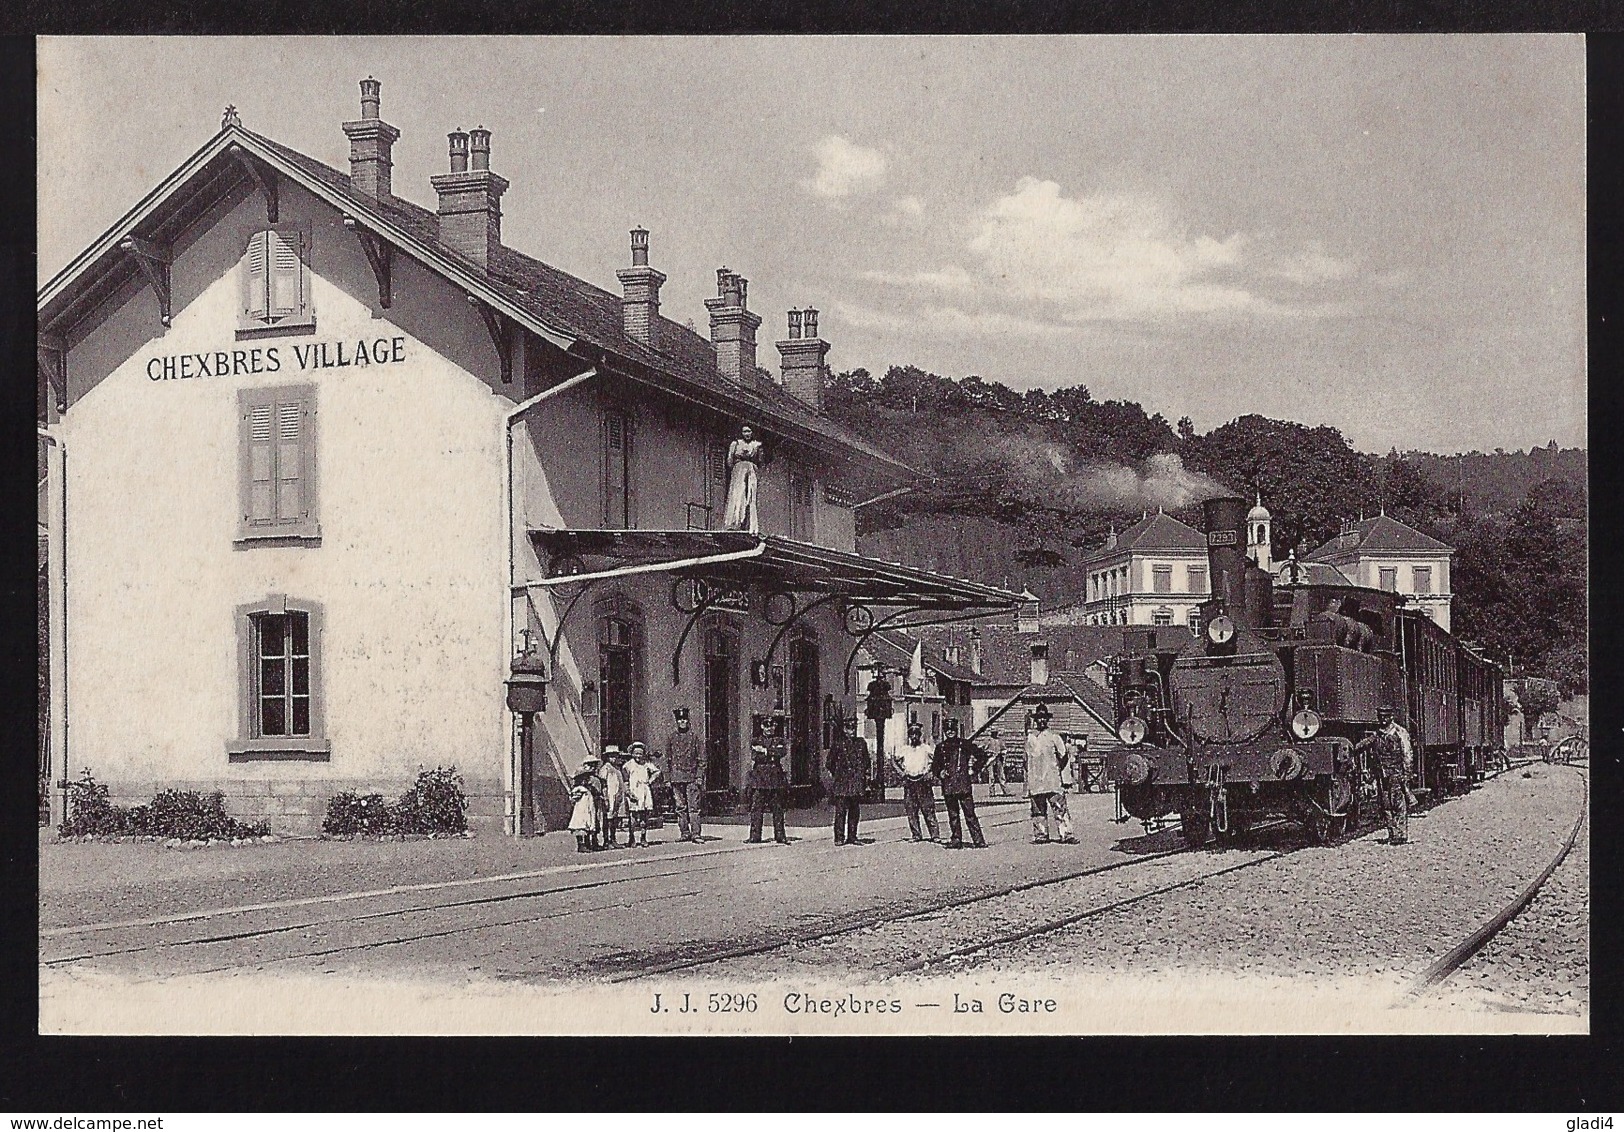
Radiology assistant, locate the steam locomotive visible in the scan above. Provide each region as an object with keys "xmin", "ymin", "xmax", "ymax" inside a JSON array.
[{"xmin": 1103, "ymin": 496, "xmax": 1505, "ymax": 846}]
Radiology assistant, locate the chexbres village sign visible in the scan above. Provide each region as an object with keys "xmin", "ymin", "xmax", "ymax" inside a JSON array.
[{"xmin": 145, "ymin": 335, "xmax": 409, "ymax": 381}]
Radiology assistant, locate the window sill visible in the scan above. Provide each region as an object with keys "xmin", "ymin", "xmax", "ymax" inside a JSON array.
[
  {"xmin": 235, "ymin": 528, "xmax": 321, "ymax": 549},
  {"xmin": 227, "ymin": 739, "xmax": 331, "ymax": 762},
  {"xmin": 236, "ymin": 320, "xmax": 317, "ymax": 341}
]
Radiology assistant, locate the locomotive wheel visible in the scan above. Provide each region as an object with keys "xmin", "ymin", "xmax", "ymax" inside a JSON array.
[{"xmin": 1179, "ymin": 807, "xmax": 1211, "ymax": 848}]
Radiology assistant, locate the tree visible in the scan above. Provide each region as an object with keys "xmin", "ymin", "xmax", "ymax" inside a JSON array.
[{"xmin": 1177, "ymin": 416, "xmax": 1196, "ymax": 443}]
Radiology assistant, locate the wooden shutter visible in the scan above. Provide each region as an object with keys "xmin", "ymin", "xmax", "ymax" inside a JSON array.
[
  {"xmin": 604, "ymin": 411, "xmax": 628, "ymax": 528},
  {"xmin": 241, "ymin": 388, "xmax": 316, "ymax": 536},
  {"xmin": 241, "ymin": 232, "xmax": 269, "ymax": 322},
  {"xmin": 244, "ymin": 401, "xmax": 277, "ymax": 526},
  {"xmin": 276, "ymin": 401, "xmax": 305, "ymax": 521},
  {"xmin": 267, "ymin": 230, "xmax": 305, "ymax": 320}
]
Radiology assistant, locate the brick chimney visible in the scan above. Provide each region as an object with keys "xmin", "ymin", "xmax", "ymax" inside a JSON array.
[
  {"xmin": 616, "ymin": 228, "xmax": 666, "ymax": 350},
  {"xmin": 431, "ymin": 126, "xmax": 508, "ymax": 269},
  {"xmin": 341, "ymin": 77, "xmax": 400, "ymax": 201},
  {"xmin": 705, "ymin": 268, "xmax": 762, "ymax": 384},
  {"xmin": 969, "ymin": 627, "xmax": 982, "ymax": 676},
  {"xmin": 1030, "ymin": 641, "xmax": 1049, "ymax": 687},
  {"xmin": 776, "ymin": 306, "xmax": 830, "ymax": 412}
]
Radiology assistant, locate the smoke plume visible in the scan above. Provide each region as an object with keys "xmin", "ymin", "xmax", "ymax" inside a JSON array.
[{"xmin": 980, "ymin": 437, "xmax": 1230, "ymax": 513}]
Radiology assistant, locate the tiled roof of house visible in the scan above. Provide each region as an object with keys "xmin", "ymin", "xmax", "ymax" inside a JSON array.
[
  {"xmin": 910, "ymin": 622, "xmax": 1133, "ymax": 686},
  {"xmin": 860, "ymin": 628, "xmax": 985, "ymax": 686},
  {"xmin": 42, "ymin": 123, "xmax": 914, "ymax": 483},
  {"xmin": 1304, "ymin": 514, "xmax": 1454, "ymax": 561},
  {"xmin": 977, "ymin": 672, "xmax": 1120, "ymax": 745},
  {"xmin": 246, "ymin": 132, "xmax": 912, "ymax": 480},
  {"xmin": 1082, "ymin": 511, "xmax": 1206, "ymax": 563}
]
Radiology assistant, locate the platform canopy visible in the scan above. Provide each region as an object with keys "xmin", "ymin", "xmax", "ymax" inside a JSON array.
[{"xmin": 529, "ymin": 529, "xmax": 1024, "ymax": 612}]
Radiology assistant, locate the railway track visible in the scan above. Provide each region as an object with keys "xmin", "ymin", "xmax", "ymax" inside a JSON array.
[
  {"xmin": 1406, "ymin": 767, "xmax": 1588, "ymax": 997},
  {"xmin": 608, "ymin": 820, "xmax": 1304, "ymax": 982}
]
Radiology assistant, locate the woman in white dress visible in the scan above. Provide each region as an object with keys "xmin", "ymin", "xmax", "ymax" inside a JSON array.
[
  {"xmin": 722, "ymin": 424, "xmax": 766, "ymax": 534},
  {"xmin": 622, "ymin": 741, "xmax": 660, "ymax": 847}
]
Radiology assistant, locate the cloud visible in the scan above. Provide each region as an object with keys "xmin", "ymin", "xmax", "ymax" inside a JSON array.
[
  {"xmin": 833, "ymin": 299, "xmax": 1084, "ymax": 340},
  {"xmin": 802, "ymin": 135, "xmax": 887, "ymax": 200},
  {"xmin": 858, "ymin": 177, "xmax": 1361, "ymax": 331},
  {"xmin": 986, "ymin": 441, "xmax": 1232, "ymax": 512}
]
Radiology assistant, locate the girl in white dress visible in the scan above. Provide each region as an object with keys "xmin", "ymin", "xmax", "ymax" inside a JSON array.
[
  {"xmin": 623, "ymin": 741, "xmax": 660, "ymax": 847},
  {"xmin": 597, "ymin": 746, "xmax": 627, "ymax": 847},
  {"xmin": 722, "ymin": 425, "xmax": 766, "ymax": 533},
  {"xmin": 568, "ymin": 758, "xmax": 604, "ymax": 853}
]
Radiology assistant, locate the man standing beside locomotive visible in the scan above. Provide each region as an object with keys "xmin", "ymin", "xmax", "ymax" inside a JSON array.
[
  {"xmin": 662, "ymin": 707, "xmax": 704, "ymax": 842},
  {"xmin": 1357, "ymin": 707, "xmax": 1415, "ymax": 845},
  {"xmin": 1025, "ymin": 704, "xmax": 1078, "ymax": 844}
]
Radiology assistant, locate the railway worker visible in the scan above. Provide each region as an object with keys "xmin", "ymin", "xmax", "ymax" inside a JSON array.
[
  {"xmin": 1358, "ymin": 707, "xmax": 1414, "ymax": 845},
  {"xmin": 597, "ymin": 745, "xmax": 628, "ymax": 848},
  {"xmin": 1025, "ymin": 704, "xmax": 1078, "ymax": 845},
  {"xmin": 893, "ymin": 722, "xmax": 941, "ymax": 842},
  {"xmin": 662, "ymin": 706, "xmax": 705, "ymax": 842},
  {"xmin": 744, "ymin": 743, "xmax": 790, "ymax": 844},
  {"xmin": 827, "ymin": 715, "xmax": 871, "ymax": 845},
  {"xmin": 932, "ymin": 717, "xmax": 988, "ymax": 849},
  {"xmin": 623, "ymin": 742, "xmax": 659, "ymax": 848},
  {"xmin": 987, "ymin": 730, "xmax": 1010, "ymax": 796}
]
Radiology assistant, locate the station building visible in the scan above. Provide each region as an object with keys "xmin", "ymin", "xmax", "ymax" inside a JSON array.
[{"xmin": 36, "ymin": 82, "xmax": 1020, "ymax": 834}]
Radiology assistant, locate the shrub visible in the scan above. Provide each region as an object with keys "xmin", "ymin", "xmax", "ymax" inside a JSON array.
[
  {"xmin": 58, "ymin": 771, "xmax": 270, "ymax": 840},
  {"xmin": 322, "ymin": 766, "xmax": 468, "ymax": 837}
]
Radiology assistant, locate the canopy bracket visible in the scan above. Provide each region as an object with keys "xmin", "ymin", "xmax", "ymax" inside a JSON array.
[
  {"xmin": 37, "ymin": 335, "xmax": 66, "ymax": 415},
  {"xmin": 546, "ymin": 579, "xmax": 602, "ymax": 670},
  {"xmin": 230, "ymin": 144, "xmax": 279, "ymax": 223},
  {"xmin": 763, "ymin": 592, "xmax": 844, "ymax": 668},
  {"xmin": 671, "ymin": 590, "xmax": 721, "ymax": 685},
  {"xmin": 470, "ymin": 295, "xmax": 513, "ymax": 383},
  {"xmin": 120, "ymin": 236, "xmax": 171, "ymax": 327},
  {"xmin": 344, "ymin": 218, "xmax": 392, "ymax": 308}
]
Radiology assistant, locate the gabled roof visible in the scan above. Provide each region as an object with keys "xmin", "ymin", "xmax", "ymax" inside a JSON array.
[
  {"xmin": 910, "ymin": 622, "xmax": 1133, "ymax": 686},
  {"xmin": 860, "ymin": 629, "xmax": 985, "ymax": 686},
  {"xmin": 40, "ymin": 123, "xmax": 915, "ymax": 484},
  {"xmin": 975, "ymin": 671, "xmax": 1120, "ymax": 745},
  {"xmin": 1305, "ymin": 514, "xmax": 1454, "ymax": 561},
  {"xmin": 1083, "ymin": 511, "xmax": 1206, "ymax": 563}
]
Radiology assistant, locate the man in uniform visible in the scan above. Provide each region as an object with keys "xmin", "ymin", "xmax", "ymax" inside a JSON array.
[
  {"xmin": 744, "ymin": 743, "xmax": 790, "ymax": 845},
  {"xmin": 1025, "ymin": 704, "xmax": 1077, "ymax": 844},
  {"xmin": 826, "ymin": 715, "xmax": 871, "ymax": 845},
  {"xmin": 931, "ymin": 717, "xmax": 988, "ymax": 849},
  {"xmin": 662, "ymin": 706, "xmax": 704, "ymax": 842},
  {"xmin": 892, "ymin": 721, "xmax": 941, "ymax": 842},
  {"xmin": 1357, "ymin": 707, "xmax": 1414, "ymax": 844}
]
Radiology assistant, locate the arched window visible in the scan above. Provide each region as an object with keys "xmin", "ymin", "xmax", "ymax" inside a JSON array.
[{"xmin": 1153, "ymin": 607, "xmax": 1174, "ymax": 626}]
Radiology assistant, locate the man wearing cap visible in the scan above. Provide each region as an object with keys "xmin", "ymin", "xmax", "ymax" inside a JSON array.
[
  {"xmin": 745, "ymin": 742, "xmax": 790, "ymax": 845},
  {"xmin": 826, "ymin": 715, "xmax": 871, "ymax": 845},
  {"xmin": 1356, "ymin": 707, "xmax": 1414, "ymax": 844},
  {"xmin": 1025, "ymin": 704, "xmax": 1077, "ymax": 844},
  {"xmin": 892, "ymin": 721, "xmax": 941, "ymax": 842},
  {"xmin": 932, "ymin": 717, "xmax": 988, "ymax": 849},
  {"xmin": 663, "ymin": 706, "xmax": 704, "ymax": 842}
]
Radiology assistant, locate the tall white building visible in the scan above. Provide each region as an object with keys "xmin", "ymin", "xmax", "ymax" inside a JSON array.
[
  {"xmin": 1052, "ymin": 510, "xmax": 1210, "ymax": 629},
  {"xmin": 1298, "ymin": 513, "xmax": 1455, "ymax": 630}
]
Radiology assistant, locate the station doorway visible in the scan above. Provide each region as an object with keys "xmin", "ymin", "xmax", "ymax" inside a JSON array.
[{"xmin": 704, "ymin": 626, "xmax": 738, "ymax": 799}]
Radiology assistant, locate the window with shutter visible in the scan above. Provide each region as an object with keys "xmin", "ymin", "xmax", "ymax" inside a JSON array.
[
  {"xmin": 239, "ymin": 228, "xmax": 314, "ymax": 332},
  {"xmin": 229, "ymin": 596, "xmax": 329, "ymax": 760},
  {"xmin": 603, "ymin": 410, "xmax": 633, "ymax": 529},
  {"xmin": 238, "ymin": 385, "xmax": 318, "ymax": 542}
]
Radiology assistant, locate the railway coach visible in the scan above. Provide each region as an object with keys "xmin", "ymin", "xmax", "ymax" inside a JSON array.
[{"xmin": 1104, "ymin": 496, "xmax": 1505, "ymax": 846}]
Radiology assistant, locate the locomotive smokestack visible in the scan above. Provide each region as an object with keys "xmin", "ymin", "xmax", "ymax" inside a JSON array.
[{"xmin": 1203, "ymin": 496, "xmax": 1249, "ymax": 621}]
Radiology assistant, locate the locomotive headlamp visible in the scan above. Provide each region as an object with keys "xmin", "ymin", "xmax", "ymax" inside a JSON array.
[
  {"xmin": 1291, "ymin": 709, "xmax": 1322, "ymax": 740},
  {"xmin": 1206, "ymin": 614, "xmax": 1236, "ymax": 645},
  {"xmin": 1117, "ymin": 716, "xmax": 1148, "ymax": 746}
]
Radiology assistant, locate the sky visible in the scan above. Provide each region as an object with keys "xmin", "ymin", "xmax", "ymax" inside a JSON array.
[{"xmin": 38, "ymin": 36, "xmax": 1586, "ymax": 454}]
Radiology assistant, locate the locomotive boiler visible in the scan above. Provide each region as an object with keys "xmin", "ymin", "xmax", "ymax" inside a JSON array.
[{"xmin": 1103, "ymin": 496, "xmax": 1503, "ymax": 846}]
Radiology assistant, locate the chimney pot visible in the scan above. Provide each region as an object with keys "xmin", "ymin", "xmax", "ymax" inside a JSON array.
[
  {"xmin": 342, "ymin": 78, "xmax": 400, "ymax": 200},
  {"xmin": 776, "ymin": 304, "xmax": 830, "ymax": 411},
  {"xmin": 448, "ymin": 130, "xmax": 470, "ymax": 172},
  {"xmin": 469, "ymin": 126, "xmax": 491, "ymax": 171},
  {"xmin": 617, "ymin": 228, "xmax": 666, "ymax": 348},
  {"xmin": 787, "ymin": 309, "xmax": 803, "ymax": 339},
  {"xmin": 706, "ymin": 267, "xmax": 762, "ymax": 384},
  {"xmin": 804, "ymin": 306, "xmax": 819, "ymax": 337},
  {"xmin": 431, "ymin": 127, "xmax": 507, "ymax": 268}
]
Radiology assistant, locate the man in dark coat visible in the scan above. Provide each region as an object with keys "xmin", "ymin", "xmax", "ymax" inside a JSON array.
[
  {"xmin": 826, "ymin": 715, "xmax": 871, "ymax": 845},
  {"xmin": 1355, "ymin": 706, "xmax": 1414, "ymax": 844},
  {"xmin": 932, "ymin": 717, "xmax": 989, "ymax": 849},
  {"xmin": 662, "ymin": 706, "xmax": 704, "ymax": 842},
  {"xmin": 745, "ymin": 743, "xmax": 789, "ymax": 844}
]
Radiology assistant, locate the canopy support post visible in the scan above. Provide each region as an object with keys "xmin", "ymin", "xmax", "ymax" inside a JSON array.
[
  {"xmin": 671, "ymin": 590, "xmax": 720, "ymax": 685},
  {"xmin": 545, "ymin": 579, "xmax": 602, "ymax": 670},
  {"xmin": 763, "ymin": 592, "xmax": 844, "ymax": 667}
]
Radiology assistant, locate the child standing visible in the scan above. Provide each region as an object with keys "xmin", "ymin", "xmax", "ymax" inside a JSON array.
[
  {"xmin": 623, "ymin": 741, "xmax": 660, "ymax": 847},
  {"xmin": 568, "ymin": 757, "xmax": 605, "ymax": 852},
  {"xmin": 597, "ymin": 746, "xmax": 628, "ymax": 848}
]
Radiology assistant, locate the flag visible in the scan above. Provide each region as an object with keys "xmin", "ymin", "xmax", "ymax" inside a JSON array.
[{"xmin": 908, "ymin": 640, "xmax": 926, "ymax": 694}]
